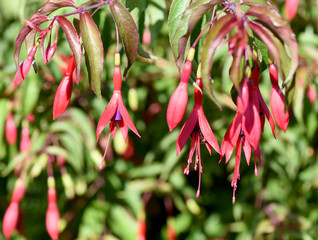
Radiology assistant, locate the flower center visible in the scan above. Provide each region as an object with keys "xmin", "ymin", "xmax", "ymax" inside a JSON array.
[{"xmin": 111, "ymin": 107, "xmax": 122, "ymax": 121}]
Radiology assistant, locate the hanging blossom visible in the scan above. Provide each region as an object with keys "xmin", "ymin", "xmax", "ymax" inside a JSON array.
[
  {"xmin": 176, "ymin": 65, "xmax": 220, "ymax": 197},
  {"xmin": 96, "ymin": 53, "xmax": 140, "ymax": 169},
  {"xmin": 166, "ymin": 47, "xmax": 195, "ymax": 132}
]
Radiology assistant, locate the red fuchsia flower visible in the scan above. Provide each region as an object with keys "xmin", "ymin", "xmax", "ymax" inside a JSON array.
[
  {"xmin": 136, "ymin": 220, "xmax": 146, "ymax": 240},
  {"xmin": 285, "ymin": 0, "xmax": 299, "ymax": 21},
  {"xmin": 46, "ymin": 187, "xmax": 60, "ymax": 240},
  {"xmin": 53, "ymin": 54, "xmax": 75, "ymax": 120},
  {"xmin": 5, "ymin": 113, "xmax": 17, "ymax": 145},
  {"xmin": 96, "ymin": 53, "xmax": 140, "ymax": 169},
  {"xmin": 14, "ymin": 43, "xmax": 39, "ymax": 87},
  {"xmin": 2, "ymin": 179, "xmax": 25, "ymax": 239},
  {"xmin": 176, "ymin": 71, "xmax": 220, "ymax": 197},
  {"xmin": 269, "ymin": 63, "xmax": 289, "ymax": 132},
  {"xmin": 220, "ymin": 111, "xmax": 261, "ymax": 204},
  {"xmin": 166, "ymin": 47, "xmax": 195, "ymax": 132},
  {"xmin": 251, "ymin": 64, "xmax": 276, "ymax": 137}
]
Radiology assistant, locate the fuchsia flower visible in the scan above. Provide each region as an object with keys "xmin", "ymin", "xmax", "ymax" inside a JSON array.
[
  {"xmin": 176, "ymin": 75, "xmax": 220, "ymax": 197},
  {"xmin": 96, "ymin": 54, "xmax": 140, "ymax": 169},
  {"xmin": 269, "ymin": 63, "xmax": 289, "ymax": 132},
  {"xmin": 167, "ymin": 47, "xmax": 195, "ymax": 132},
  {"xmin": 220, "ymin": 110, "xmax": 261, "ymax": 204},
  {"xmin": 46, "ymin": 188, "xmax": 60, "ymax": 240}
]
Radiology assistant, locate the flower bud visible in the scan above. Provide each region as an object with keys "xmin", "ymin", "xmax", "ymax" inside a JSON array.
[
  {"xmin": 142, "ymin": 28, "xmax": 151, "ymax": 46},
  {"xmin": 14, "ymin": 44, "xmax": 38, "ymax": 86},
  {"xmin": 128, "ymin": 88, "xmax": 139, "ymax": 111},
  {"xmin": 20, "ymin": 126, "xmax": 31, "ymax": 152},
  {"xmin": 2, "ymin": 202, "xmax": 19, "ymax": 239},
  {"xmin": 53, "ymin": 75, "xmax": 73, "ymax": 120},
  {"xmin": 12, "ymin": 179, "xmax": 25, "ymax": 203},
  {"xmin": 46, "ymin": 188, "xmax": 60, "ymax": 240},
  {"xmin": 307, "ymin": 85, "xmax": 316, "ymax": 104},
  {"xmin": 285, "ymin": 0, "xmax": 299, "ymax": 21},
  {"xmin": 56, "ymin": 156, "xmax": 66, "ymax": 168},
  {"xmin": 5, "ymin": 113, "xmax": 17, "ymax": 145},
  {"xmin": 136, "ymin": 220, "xmax": 146, "ymax": 240}
]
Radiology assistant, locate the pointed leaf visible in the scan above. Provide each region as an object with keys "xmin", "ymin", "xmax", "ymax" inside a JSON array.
[
  {"xmin": 201, "ymin": 14, "xmax": 236, "ymax": 104},
  {"xmin": 109, "ymin": 1, "xmax": 139, "ymax": 78},
  {"xmin": 246, "ymin": 5, "xmax": 298, "ymax": 83},
  {"xmin": 80, "ymin": 12, "xmax": 104, "ymax": 101},
  {"xmin": 57, "ymin": 16, "xmax": 82, "ymax": 84},
  {"xmin": 171, "ymin": 0, "xmax": 223, "ymax": 70}
]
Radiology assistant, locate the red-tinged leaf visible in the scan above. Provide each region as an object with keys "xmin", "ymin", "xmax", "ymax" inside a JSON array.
[
  {"xmin": 201, "ymin": 14, "xmax": 237, "ymax": 105},
  {"xmin": 53, "ymin": 75, "xmax": 73, "ymax": 120},
  {"xmin": 31, "ymin": 0, "xmax": 76, "ymax": 19},
  {"xmin": 246, "ymin": 5, "xmax": 298, "ymax": 83},
  {"xmin": 14, "ymin": 16, "xmax": 49, "ymax": 71},
  {"xmin": 167, "ymin": 82, "xmax": 188, "ymax": 132},
  {"xmin": 80, "ymin": 12, "xmax": 104, "ymax": 101},
  {"xmin": 109, "ymin": 1, "xmax": 139, "ymax": 78},
  {"xmin": 57, "ymin": 16, "xmax": 82, "ymax": 84},
  {"xmin": 229, "ymin": 40, "xmax": 244, "ymax": 90},
  {"xmin": 220, "ymin": 112, "xmax": 242, "ymax": 163},
  {"xmin": 176, "ymin": 107, "xmax": 198, "ymax": 155},
  {"xmin": 270, "ymin": 85, "xmax": 289, "ymax": 132},
  {"xmin": 2, "ymin": 202, "xmax": 19, "ymax": 239},
  {"xmin": 285, "ymin": 0, "xmax": 299, "ymax": 21},
  {"xmin": 171, "ymin": 0, "xmax": 223, "ymax": 71},
  {"xmin": 248, "ymin": 21, "xmax": 282, "ymax": 75},
  {"xmin": 198, "ymin": 106, "xmax": 220, "ymax": 154},
  {"xmin": 41, "ymin": 31, "xmax": 50, "ymax": 65}
]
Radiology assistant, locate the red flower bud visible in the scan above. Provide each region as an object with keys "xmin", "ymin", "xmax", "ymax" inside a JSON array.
[
  {"xmin": 53, "ymin": 75, "xmax": 73, "ymax": 120},
  {"xmin": 14, "ymin": 45, "xmax": 38, "ymax": 86},
  {"xmin": 285, "ymin": 0, "xmax": 299, "ymax": 21},
  {"xmin": 5, "ymin": 113, "xmax": 17, "ymax": 145},
  {"xmin": 307, "ymin": 85, "xmax": 316, "ymax": 104},
  {"xmin": 2, "ymin": 202, "xmax": 19, "ymax": 239},
  {"xmin": 46, "ymin": 188, "xmax": 60, "ymax": 240},
  {"xmin": 166, "ymin": 61, "xmax": 192, "ymax": 131},
  {"xmin": 20, "ymin": 126, "xmax": 31, "ymax": 152},
  {"xmin": 12, "ymin": 181, "xmax": 25, "ymax": 203},
  {"xmin": 56, "ymin": 156, "xmax": 66, "ymax": 168},
  {"xmin": 142, "ymin": 28, "xmax": 151, "ymax": 46}
]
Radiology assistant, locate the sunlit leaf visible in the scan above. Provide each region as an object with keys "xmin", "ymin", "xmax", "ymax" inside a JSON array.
[
  {"xmin": 110, "ymin": 1, "xmax": 139, "ymax": 78},
  {"xmin": 80, "ymin": 12, "xmax": 104, "ymax": 101}
]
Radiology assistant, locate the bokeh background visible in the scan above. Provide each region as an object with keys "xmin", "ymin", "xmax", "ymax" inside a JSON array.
[{"xmin": 0, "ymin": 0, "xmax": 317, "ymax": 239}]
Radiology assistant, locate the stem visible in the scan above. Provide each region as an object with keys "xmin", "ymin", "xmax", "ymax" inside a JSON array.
[
  {"xmin": 115, "ymin": 22, "xmax": 120, "ymax": 53},
  {"xmin": 48, "ymin": 0, "xmax": 111, "ymax": 20},
  {"xmin": 191, "ymin": 5, "xmax": 229, "ymax": 48}
]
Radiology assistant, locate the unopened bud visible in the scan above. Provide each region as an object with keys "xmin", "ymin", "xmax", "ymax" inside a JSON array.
[
  {"xmin": 61, "ymin": 173, "xmax": 75, "ymax": 199},
  {"xmin": 5, "ymin": 113, "xmax": 17, "ymax": 145},
  {"xmin": 128, "ymin": 88, "xmax": 139, "ymax": 111},
  {"xmin": 2, "ymin": 202, "xmax": 19, "ymax": 239}
]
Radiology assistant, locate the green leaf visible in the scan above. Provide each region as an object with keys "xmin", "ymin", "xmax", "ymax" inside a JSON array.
[
  {"xmin": 80, "ymin": 12, "xmax": 104, "ymax": 101},
  {"xmin": 57, "ymin": 16, "xmax": 82, "ymax": 84},
  {"xmin": 168, "ymin": 0, "xmax": 191, "ymax": 46},
  {"xmin": 171, "ymin": 0, "xmax": 223, "ymax": 70},
  {"xmin": 201, "ymin": 14, "xmax": 237, "ymax": 109},
  {"xmin": 246, "ymin": 5, "xmax": 298, "ymax": 84},
  {"xmin": 0, "ymin": 99, "xmax": 8, "ymax": 155},
  {"xmin": 110, "ymin": 1, "xmax": 139, "ymax": 78}
]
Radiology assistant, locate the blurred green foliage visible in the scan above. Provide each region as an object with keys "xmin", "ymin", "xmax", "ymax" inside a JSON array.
[{"xmin": 0, "ymin": 0, "xmax": 318, "ymax": 239}]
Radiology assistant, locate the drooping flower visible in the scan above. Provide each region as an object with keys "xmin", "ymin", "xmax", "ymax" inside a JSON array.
[
  {"xmin": 96, "ymin": 53, "xmax": 140, "ymax": 169},
  {"xmin": 220, "ymin": 111, "xmax": 261, "ymax": 204},
  {"xmin": 14, "ymin": 43, "xmax": 39, "ymax": 87},
  {"xmin": 176, "ymin": 70, "xmax": 220, "ymax": 197},
  {"xmin": 269, "ymin": 63, "xmax": 289, "ymax": 132},
  {"xmin": 251, "ymin": 63, "xmax": 276, "ymax": 137},
  {"xmin": 167, "ymin": 47, "xmax": 195, "ymax": 132},
  {"xmin": 53, "ymin": 54, "xmax": 75, "ymax": 120}
]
